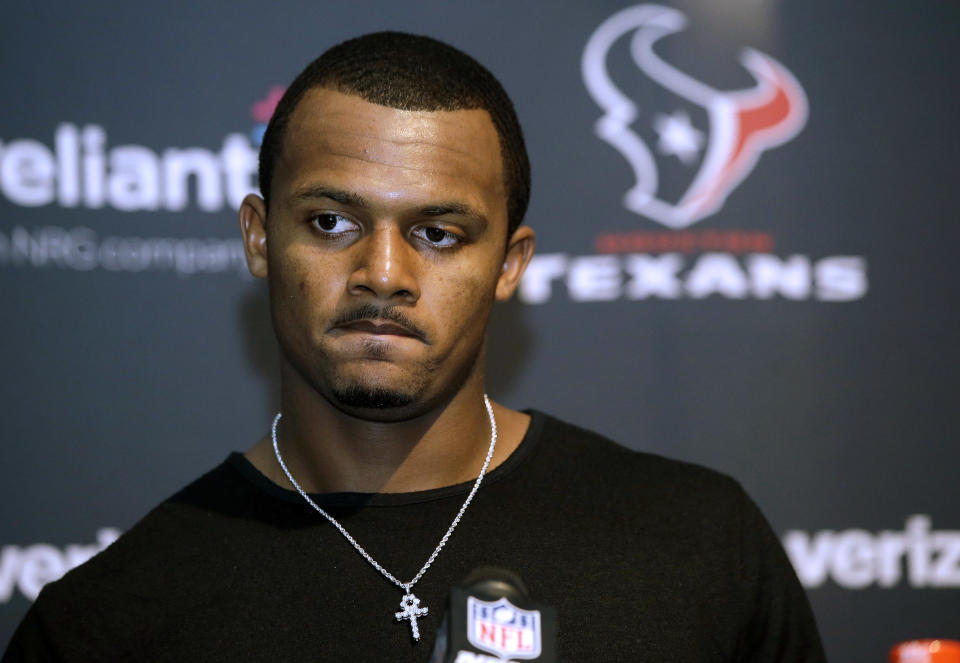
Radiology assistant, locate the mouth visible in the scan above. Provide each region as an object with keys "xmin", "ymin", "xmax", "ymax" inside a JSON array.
[{"xmin": 335, "ymin": 320, "xmax": 424, "ymax": 341}]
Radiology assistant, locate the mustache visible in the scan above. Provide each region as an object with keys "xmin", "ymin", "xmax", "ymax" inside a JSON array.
[{"xmin": 330, "ymin": 304, "xmax": 429, "ymax": 343}]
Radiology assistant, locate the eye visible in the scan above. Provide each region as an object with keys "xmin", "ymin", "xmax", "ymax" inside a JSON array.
[
  {"xmin": 413, "ymin": 225, "xmax": 462, "ymax": 248},
  {"xmin": 310, "ymin": 213, "xmax": 358, "ymax": 235}
]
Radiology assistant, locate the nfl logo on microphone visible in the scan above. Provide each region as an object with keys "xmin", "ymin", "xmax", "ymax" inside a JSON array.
[{"xmin": 467, "ymin": 597, "xmax": 542, "ymax": 660}]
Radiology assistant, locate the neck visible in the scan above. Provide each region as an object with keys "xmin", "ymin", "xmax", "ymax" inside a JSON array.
[{"xmin": 246, "ymin": 359, "xmax": 524, "ymax": 494}]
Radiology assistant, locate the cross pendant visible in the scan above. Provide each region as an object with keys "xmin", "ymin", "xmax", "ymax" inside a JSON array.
[{"xmin": 395, "ymin": 592, "xmax": 429, "ymax": 641}]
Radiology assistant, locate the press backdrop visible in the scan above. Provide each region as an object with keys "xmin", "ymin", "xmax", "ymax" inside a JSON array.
[{"xmin": 2, "ymin": 2, "xmax": 958, "ymax": 660}]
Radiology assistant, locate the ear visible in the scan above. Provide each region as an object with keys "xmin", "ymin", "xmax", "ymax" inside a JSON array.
[
  {"xmin": 495, "ymin": 225, "xmax": 535, "ymax": 301},
  {"xmin": 239, "ymin": 193, "xmax": 269, "ymax": 278}
]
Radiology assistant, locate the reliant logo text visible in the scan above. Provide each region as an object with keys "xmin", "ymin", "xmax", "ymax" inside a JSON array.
[{"xmin": 0, "ymin": 124, "xmax": 257, "ymax": 212}]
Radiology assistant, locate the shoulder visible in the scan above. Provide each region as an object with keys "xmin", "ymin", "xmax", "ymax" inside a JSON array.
[
  {"xmin": 6, "ymin": 462, "xmax": 238, "ymax": 658},
  {"xmin": 33, "ymin": 458, "xmax": 250, "ymax": 611},
  {"xmin": 516, "ymin": 412, "xmax": 828, "ymax": 658},
  {"xmin": 529, "ymin": 410, "xmax": 748, "ymax": 508},
  {"xmin": 522, "ymin": 410, "xmax": 778, "ymax": 561}
]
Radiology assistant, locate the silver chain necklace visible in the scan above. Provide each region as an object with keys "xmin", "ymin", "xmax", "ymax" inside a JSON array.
[{"xmin": 271, "ymin": 394, "xmax": 497, "ymax": 642}]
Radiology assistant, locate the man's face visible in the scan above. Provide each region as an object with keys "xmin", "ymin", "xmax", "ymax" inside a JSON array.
[{"xmin": 240, "ymin": 88, "xmax": 533, "ymax": 421}]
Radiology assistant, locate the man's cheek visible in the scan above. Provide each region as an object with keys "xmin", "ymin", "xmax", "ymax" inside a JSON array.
[{"xmin": 433, "ymin": 277, "xmax": 483, "ymax": 308}]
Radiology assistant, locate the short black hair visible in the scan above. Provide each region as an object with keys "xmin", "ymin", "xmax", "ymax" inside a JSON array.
[{"xmin": 258, "ymin": 31, "xmax": 531, "ymax": 236}]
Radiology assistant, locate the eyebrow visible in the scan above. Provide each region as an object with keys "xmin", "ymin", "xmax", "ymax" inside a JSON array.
[
  {"xmin": 289, "ymin": 185, "xmax": 488, "ymax": 225},
  {"xmin": 419, "ymin": 202, "xmax": 485, "ymax": 221},
  {"xmin": 290, "ymin": 185, "xmax": 369, "ymax": 208}
]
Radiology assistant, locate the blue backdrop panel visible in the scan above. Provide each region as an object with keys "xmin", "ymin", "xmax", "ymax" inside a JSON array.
[{"xmin": 2, "ymin": 2, "xmax": 958, "ymax": 660}]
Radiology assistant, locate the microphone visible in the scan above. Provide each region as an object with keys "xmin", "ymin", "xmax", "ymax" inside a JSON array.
[{"xmin": 429, "ymin": 567, "xmax": 557, "ymax": 662}]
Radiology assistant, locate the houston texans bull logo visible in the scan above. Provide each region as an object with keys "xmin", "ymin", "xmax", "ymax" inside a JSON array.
[{"xmin": 582, "ymin": 4, "xmax": 808, "ymax": 229}]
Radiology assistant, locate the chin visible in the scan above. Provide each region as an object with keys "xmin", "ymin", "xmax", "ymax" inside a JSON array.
[
  {"xmin": 332, "ymin": 386, "xmax": 415, "ymax": 410},
  {"xmin": 323, "ymin": 378, "xmax": 437, "ymax": 422}
]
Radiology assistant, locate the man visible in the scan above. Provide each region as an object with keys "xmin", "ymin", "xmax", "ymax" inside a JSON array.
[{"xmin": 3, "ymin": 32, "xmax": 826, "ymax": 661}]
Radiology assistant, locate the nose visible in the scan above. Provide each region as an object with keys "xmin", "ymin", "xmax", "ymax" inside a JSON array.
[{"xmin": 347, "ymin": 225, "xmax": 420, "ymax": 303}]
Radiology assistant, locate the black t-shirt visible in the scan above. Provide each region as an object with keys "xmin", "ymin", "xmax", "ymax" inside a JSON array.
[{"xmin": 4, "ymin": 411, "xmax": 826, "ymax": 662}]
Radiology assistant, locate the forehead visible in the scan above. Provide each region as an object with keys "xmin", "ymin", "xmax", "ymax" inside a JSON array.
[{"xmin": 275, "ymin": 88, "xmax": 506, "ymax": 215}]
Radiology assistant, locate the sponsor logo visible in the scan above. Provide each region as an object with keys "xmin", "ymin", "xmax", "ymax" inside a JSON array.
[
  {"xmin": 0, "ymin": 86, "xmax": 283, "ymax": 215},
  {"xmin": 467, "ymin": 596, "xmax": 542, "ymax": 660},
  {"xmin": 582, "ymin": 4, "xmax": 806, "ymax": 229},
  {"xmin": 523, "ymin": 4, "xmax": 867, "ymax": 304},
  {"xmin": 0, "ymin": 87, "xmax": 285, "ymax": 277},
  {"xmin": 0, "ymin": 123, "xmax": 257, "ymax": 213},
  {"xmin": 0, "ymin": 529, "xmax": 120, "ymax": 602},
  {"xmin": 783, "ymin": 515, "xmax": 960, "ymax": 589}
]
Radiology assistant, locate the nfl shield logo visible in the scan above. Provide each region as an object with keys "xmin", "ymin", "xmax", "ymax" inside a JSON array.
[{"xmin": 466, "ymin": 596, "xmax": 542, "ymax": 660}]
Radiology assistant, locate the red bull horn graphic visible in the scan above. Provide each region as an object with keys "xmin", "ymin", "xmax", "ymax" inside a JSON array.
[{"xmin": 582, "ymin": 4, "xmax": 808, "ymax": 229}]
